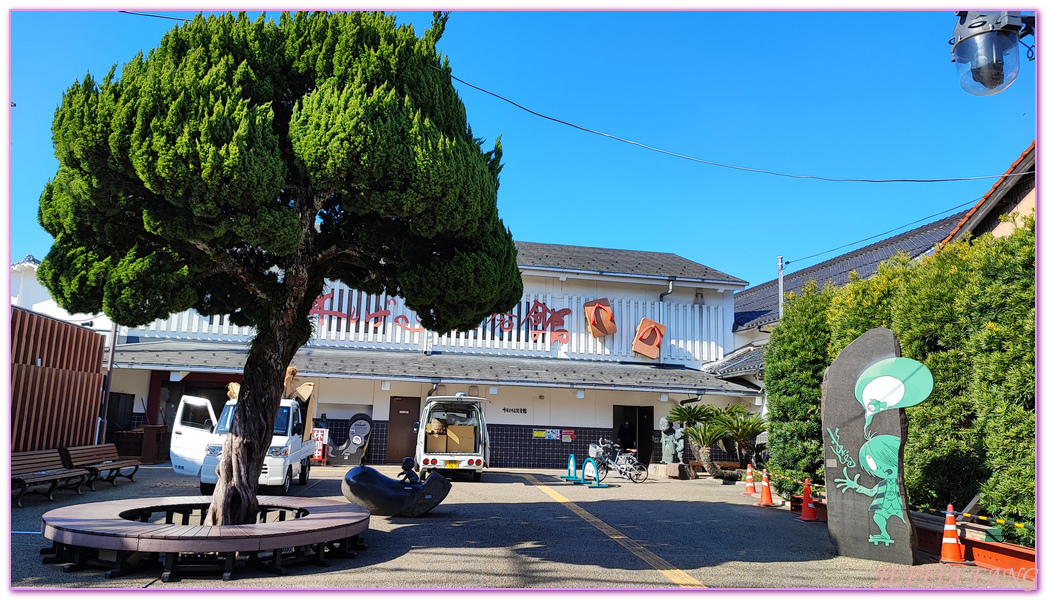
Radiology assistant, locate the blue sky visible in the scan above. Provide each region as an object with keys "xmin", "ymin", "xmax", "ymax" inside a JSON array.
[{"xmin": 6, "ymin": 9, "xmax": 1038, "ymax": 289}]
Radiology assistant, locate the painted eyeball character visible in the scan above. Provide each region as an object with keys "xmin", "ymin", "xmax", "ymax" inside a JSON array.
[
  {"xmin": 859, "ymin": 435, "xmax": 899, "ymax": 479},
  {"xmin": 855, "ymin": 357, "xmax": 934, "ymax": 435}
]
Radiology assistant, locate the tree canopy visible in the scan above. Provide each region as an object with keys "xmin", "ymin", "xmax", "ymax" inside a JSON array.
[
  {"xmin": 38, "ymin": 11, "xmax": 522, "ymax": 336},
  {"xmin": 37, "ymin": 10, "xmax": 523, "ymax": 525}
]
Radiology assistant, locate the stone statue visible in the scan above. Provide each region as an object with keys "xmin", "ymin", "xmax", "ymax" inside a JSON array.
[{"xmin": 660, "ymin": 417, "xmax": 684, "ymax": 464}]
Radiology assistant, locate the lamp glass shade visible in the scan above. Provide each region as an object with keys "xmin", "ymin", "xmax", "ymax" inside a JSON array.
[{"xmin": 954, "ymin": 30, "xmax": 1020, "ymax": 96}]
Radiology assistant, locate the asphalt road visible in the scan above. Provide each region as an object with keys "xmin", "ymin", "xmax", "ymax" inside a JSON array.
[{"xmin": 9, "ymin": 462, "xmax": 1034, "ymax": 591}]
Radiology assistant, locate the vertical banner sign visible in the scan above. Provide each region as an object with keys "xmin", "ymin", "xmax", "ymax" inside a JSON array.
[{"xmin": 312, "ymin": 428, "xmax": 329, "ymax": 464}]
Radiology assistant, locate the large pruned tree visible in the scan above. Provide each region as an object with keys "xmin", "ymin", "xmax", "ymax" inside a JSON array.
[{"xmin": 37, "ymin": 11, "xmax": 523, "ymax": 525}]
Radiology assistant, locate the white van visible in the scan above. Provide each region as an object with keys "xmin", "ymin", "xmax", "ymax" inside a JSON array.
[
  {"xmin": 415, "ymin": 394, "xmax": 490, "ymax": 482},
  {"xmin": 169, "ymin": 395, "xmax": 221, "ymax": 477},
  {"xmin": 169, "ymin": 395, "xmax": 314, "ymax": 495}
]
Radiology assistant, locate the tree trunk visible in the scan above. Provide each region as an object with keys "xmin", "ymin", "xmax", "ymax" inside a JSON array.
[
  {"xmin": 688, "ymin": 439, "xmax": 724, "ymax": 478},
  {"xmin": 203, "ymin": 337, "xmax": 289, "ymax": 525},
  {"xmin": 203, "ymin": 210, "xmax": 322, "ymax": 526}
]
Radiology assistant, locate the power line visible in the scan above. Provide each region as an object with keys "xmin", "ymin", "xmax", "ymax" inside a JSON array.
[
  {"xmin": 785, "ymin": 198, "xmax": 980, "ymax": 266},
  {"xmin": 440, "ymin": 70, "xmax": 1032, "ymax": 185},
  {"xmin": 118, "ymin": 10, "xmax": 190, "ymax": 22},
  {"xmin": 116, "ymin": 10, "xmax": 1032, "ymax": 187}
]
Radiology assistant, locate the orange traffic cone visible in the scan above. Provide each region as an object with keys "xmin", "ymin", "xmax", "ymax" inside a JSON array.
[
  {"xmin": 755, "ymin": 469, "xmax": 776, "ymax": 507},
  {"xmin": 795, "ymin": 478, "xmax": 819, "ymax": 522},
  {"xmin": 939, "ymin": 504, "xmax": 966, "ymax": 564},
  {"xmin": 741, "ymin": 464, "xmax": 756, "ymax": 496}
]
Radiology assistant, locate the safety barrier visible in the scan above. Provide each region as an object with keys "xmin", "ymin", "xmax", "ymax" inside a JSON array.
[{"xmin": 764, "ymin": 469, "xmax": 1032, "ymax": 532}]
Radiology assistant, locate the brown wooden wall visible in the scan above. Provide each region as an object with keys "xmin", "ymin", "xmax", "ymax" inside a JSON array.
[{"xmin": 10, "ymin": 307, "xmax": 105, "ymax": 452}]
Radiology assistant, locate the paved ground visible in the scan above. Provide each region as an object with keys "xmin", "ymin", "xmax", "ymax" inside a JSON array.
[{"xmin": 9, "ymin": 462, "xmax": 1035, "ymax": 591}]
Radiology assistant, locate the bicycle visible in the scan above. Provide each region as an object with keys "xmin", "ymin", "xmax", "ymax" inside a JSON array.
[{"xmin": 589, "ymin": 438, "xmax": 648, "ymax": 483}]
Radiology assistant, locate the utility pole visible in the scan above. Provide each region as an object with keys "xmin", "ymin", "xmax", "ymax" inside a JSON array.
[
  {"xmin": 777, "ymin": 256, "xmax": 785, "ymax": 321},
  {"xmin": 97, "ymin": 321, "xmax": 119, "ymax": 444}
]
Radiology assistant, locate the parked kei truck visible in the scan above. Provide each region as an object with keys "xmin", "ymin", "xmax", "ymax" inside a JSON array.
[
  {"xmin": 170, "ymin": 388, "xmax": 317, "ymax": 495},
  {"xmin": 415, "ymin": 394, "xmax": 490, "ymax": 482}
]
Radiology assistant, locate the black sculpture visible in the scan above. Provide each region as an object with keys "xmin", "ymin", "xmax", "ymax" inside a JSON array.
[{"xmin": 341, "ymin": 462, "xmax": 451, "ymax": 517}]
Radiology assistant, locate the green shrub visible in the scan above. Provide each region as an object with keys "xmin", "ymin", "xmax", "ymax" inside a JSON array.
[{"xmin": 764, "ymin": 280, "xmax": 833, "ymax": 497}]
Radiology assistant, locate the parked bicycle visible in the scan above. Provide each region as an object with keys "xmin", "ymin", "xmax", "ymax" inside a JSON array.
[{"xmin": 588, "ymin": 438, "xmax": 648, "ymax": 483}]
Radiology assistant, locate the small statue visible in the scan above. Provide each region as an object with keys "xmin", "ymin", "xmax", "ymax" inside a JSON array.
[
  {"xmin": 398, "ymin": 456, "xmax": 420, "ymax": 484},
  {"xmin": 660, "ymin": 417, "xmax": 684, "ymax": 464}
]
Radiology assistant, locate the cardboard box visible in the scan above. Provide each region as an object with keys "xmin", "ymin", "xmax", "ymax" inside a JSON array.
[
  {"xmin": 446, "ymin": 425, "xmax": 475, "ymax": 453},
  {"xmin": 426, "ymin": 433, "xmax": 446, "ymax": 453},
  {"xmin": 631, "ymin": 317, "xmax": 666, "ymax": 359},
  {"xmin": 583, "ymin": 298, "xmax": 617, "ymax": 338}
]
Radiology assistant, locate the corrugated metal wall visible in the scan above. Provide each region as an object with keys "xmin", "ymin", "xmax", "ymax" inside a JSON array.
[{"xmin": 10, "ymin": 307, "xmax": 105, "ymax": 452}]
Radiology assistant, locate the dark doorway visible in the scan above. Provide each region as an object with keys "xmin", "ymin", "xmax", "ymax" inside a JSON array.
[
  {"xmin": 387, "ymin": 396, "xmax": 421, "ymax": 465},
  {"xmin": 612, "ymin": 405, "xmax": 654, "ymax": 465},
  {"xmin": 105, "ymin": 392, "xmax": 135, "ymax": 435}
]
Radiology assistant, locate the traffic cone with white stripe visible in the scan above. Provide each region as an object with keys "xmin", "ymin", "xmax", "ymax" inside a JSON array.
[
  {"xmin": 938, "ymin": 504, "xmax": 966, "ymax": 564},
  {"xmin": 741, "ymin": 464, "xmax": 756, "ymax": 496},
  {"xmin": 795, "ymin": 478, "xmax": 819, "ymax": 522},
  {"xmin": 755, "ymin": 469, "xmax": 777, "ymax": 507}
]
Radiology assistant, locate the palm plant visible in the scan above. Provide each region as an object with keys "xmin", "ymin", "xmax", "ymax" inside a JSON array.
[
  {"xmin": 668, "ymin": 403, "xmax": 718, "ymax": 465},
  {"xmin": 667, "ymin": 404, "xmax": 718, "ymax": 428},
  {"xmin": 684, "ymin": 423, "xmax": 727, "ymax": 478},
  {"xmin": 716, "ymin": 411, "xmax": 768, "ymax": 468}
]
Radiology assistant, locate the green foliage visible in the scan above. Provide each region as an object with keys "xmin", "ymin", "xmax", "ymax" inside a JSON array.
[
  {"xmin": 38, "ymin": 11, "xmax": 522, "ymax": 334},
  {"xmin": 684, "ymin": 423, "xmax": 726, "ymax": 451},
  {"xmin": 960, "ymin": 215, "xmax": 1035, "ymax": 546},
  {"xmin": 826, "ymin": 254, "xmax": 910, "ymax": 360},
  {"xmin": 890, "ymin": 238, "xmax": 988, "ymax": 510},
  {"xmin": 715, "ymin": 411, "xmax": 767, "ymax": 467},
  {"xmin": 764, "ymin": 279, "xmax": 833, "ymax": 497},
  {"xmin": 668, "ymin": 403, "xmax": 718, "ymax": 427}
]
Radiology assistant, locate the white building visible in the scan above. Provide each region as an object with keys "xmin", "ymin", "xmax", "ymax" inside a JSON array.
[{"xmin": 12, "ymin": 242, "xmax": 759, "ymax": 467}]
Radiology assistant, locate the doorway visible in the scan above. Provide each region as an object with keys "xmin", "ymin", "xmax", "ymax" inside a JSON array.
[
  {"xmin": 387, "ymin": 396, "xmax": 421, "ymax": 465},
  {"xmin": 612, "ymin": 405, "xmax": 654, "ymax": 465}
]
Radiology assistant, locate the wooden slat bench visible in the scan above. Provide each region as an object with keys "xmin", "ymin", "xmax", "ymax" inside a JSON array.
[
  {"xmin": 12, "ymin": 450, "xmax": 90, "ymax": 507},
  {"xmin": 60, "ymin": 444, "xmax": 141, "ymax": 490},
  {"xmin": 41, "ymin": 496, "xmax": 369, "ymax": 581}
]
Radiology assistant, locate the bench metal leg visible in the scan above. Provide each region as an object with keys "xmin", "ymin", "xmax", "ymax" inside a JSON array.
[
  {"xmin": 222, "ymin": 552, "xmax": 236, "ymax": 581},
  {"xmin": 161, "ymin": 552, "xmax": 178, "ymax": 582}
]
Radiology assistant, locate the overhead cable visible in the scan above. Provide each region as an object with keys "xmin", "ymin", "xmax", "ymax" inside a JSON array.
[
  {"xmin": 785, "ymin": 198, "xmax": 980, "ymax": 266},
  {"xmin": 440, "ymin": 69, "xmax": 1032, "ymax": 185}
]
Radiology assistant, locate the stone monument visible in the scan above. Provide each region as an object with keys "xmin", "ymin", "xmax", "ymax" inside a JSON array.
[{"xmin": 821, "ymin": 328, "xmax": 933, "ymax": 565}]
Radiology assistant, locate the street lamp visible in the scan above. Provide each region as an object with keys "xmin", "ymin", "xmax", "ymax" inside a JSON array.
[{"xmin": 951, "ymin": 11, "xmax": 1035, "ymax": 96}]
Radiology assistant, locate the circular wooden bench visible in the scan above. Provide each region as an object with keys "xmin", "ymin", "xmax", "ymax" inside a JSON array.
[{"xmin": 41, "ymin": 495, "xmax": 370, "ymax": 581}]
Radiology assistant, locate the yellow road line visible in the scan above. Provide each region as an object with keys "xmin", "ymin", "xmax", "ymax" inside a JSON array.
[{"xmin": 521, "ymin": 474, "xmax": 706, "ymax": 588}]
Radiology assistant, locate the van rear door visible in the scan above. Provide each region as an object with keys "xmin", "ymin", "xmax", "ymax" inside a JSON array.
[{"xmin": 170, "ymin": 395, "xmax": 217, "ymax": 477}]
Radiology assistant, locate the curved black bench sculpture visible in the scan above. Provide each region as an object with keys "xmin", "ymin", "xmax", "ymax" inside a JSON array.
[
  {"xmin": 341, "ymin": 464, "xmax": 451, "ymax": 517},
  {"xmin": 41, "ymin": 495, "xmax": 369, "ymax": 581}
]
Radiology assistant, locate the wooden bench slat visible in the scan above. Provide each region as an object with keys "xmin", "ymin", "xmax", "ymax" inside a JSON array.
[
  {"xmin": 59, "ymin": 444, "xmax": 142, "ymax": 490},
  {"xmin": 12, "ymin": 450, "xmax": 89, "ymax": 507}
]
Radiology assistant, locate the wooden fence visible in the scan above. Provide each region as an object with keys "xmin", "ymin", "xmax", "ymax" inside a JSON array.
[{"xmin": 10, "ymin": 307, "xmax": 105, "ymax": 452}]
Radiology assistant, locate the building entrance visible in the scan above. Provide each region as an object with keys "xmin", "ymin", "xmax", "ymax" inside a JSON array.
[
  {"xmin": 387, "ymin": 396, "xmax": 421, "ymax": 465},
  {"xmin": 612, "ymin": 405, "xmax": 653, "ymax": 465}
]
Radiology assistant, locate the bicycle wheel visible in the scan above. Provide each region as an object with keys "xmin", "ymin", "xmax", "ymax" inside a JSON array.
[
  {"xmin": 629, "ymin": 464, "xmax": 648, "ymax": 483},
  {"xmin": 596, "ymin": 459, "xmax": 609, "ymax": 481}
]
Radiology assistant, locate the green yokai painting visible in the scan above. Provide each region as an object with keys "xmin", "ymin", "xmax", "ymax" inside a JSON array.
[{"xmin": 821, "ymin": 329, "xmax": 934, "ymax": 564}]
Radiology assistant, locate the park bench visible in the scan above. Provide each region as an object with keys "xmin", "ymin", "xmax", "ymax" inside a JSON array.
[
  {"xmin": 60, "ymin": 443, "xmax": 141, "ymax": 490},
  {"xmin": 41, "ymin": 496, "xmax": 369, "ymax": 581},
  {"xmin": 12, "ymin": 449, "xmax": 90, "ymax": 507}
]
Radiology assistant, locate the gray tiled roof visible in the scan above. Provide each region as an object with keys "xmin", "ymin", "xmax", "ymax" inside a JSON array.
[
  {"xmin": 733, "ymin": 211, "xmax": 968, "ymax": 331},
  {"xmin": 702, "ymin": 344, "xmax": 766, "ymax": 377},
  {"xmin": 515, "ymin": 241, "xmax": 747, "ymax": 286},
  {"xmin": 113, "ymin": 341, "xmax": 756, "ymax": 396}
]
